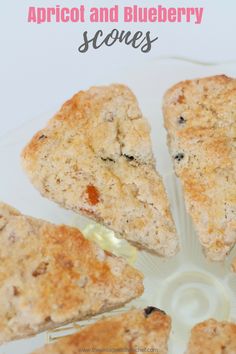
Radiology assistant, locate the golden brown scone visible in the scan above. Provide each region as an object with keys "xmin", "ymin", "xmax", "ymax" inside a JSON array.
[
  {"xmin": 163, "ymin": 75, "xmax": 236, "ymax": 261},
  {"xmin": 21, "ymin": 84, "xmax": 178, "ymax": 257},
  {"xmin": 0, "ymin": 201, "xmax": 143, "ymax": 344},
  {"xmin": 32, "ymin": 307, "xmax": 171, "ymax": 354},
  {"xmin": 186, "ymin": 319, "xmax": 236, "ymax": 354}
]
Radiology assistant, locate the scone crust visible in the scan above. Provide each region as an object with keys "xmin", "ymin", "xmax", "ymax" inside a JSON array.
[
  {"xmin": 186, "ymin": 319, "xmax": 236, "ymax": 354},
  {"xmin": 32, "ymin": 308, "xmax": 171, "ymax": 354},
  {"xmin": 22, "ymin": 84, "xmax": 178, "ymax": 257},
  {"xmin": 163, "ymin": 75, "xmax": 236, "ymax": 260},
  {"xmin": 0, "ymin": 202, "xmax": 143, "ymax": 344}
]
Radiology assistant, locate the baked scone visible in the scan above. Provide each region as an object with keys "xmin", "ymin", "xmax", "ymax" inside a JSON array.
[
  {"xmin": 186, "ymin": 319, "xmax": 236, "ymax": 354},
  {"xmin": 21, "ymin": 84, "xmax": 178, "ymax": 257},
  {"xmin": 32, "ymin": 307, "xmax": 171, "ymax": 354},
  {"xmin": 163, "ymin": 75, "xmax": 236, "ymax": 260},
  {"xmin": 0, "ymin": 202, "xmax": 143, "ymax": 344}
]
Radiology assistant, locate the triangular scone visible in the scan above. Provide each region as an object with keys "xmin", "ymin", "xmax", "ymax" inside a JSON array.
[
  {"xmin": 21, "ymin": 84, "xmax": 178, "ymax": 257},
  {"xmin": 0, "ymin": 202, "xmax": 143, "ymax": 344},
  {"xmin": 186, "ymin": 319, "xmax": 236, "ymax": 354},
  {"xmin": 32, "ymin": 307, "xmax": 171, "ymax": 354},
  {"xmin": 163, "ymin": 75, "xmax": 236, "ymax": 261}
]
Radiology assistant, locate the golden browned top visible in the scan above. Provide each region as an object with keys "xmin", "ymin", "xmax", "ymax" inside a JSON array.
[
  {"xmin": 0, "ymin": 202, "xmax": 143, "ymax": 344},
  {"xmin": 21, "ymin": 84, "xmax": 178, "ymax": 257},
  {"xmin": 163, "ymin": 75, "xmax": 236, "ymax": 260},
  {"xmin": 32, "ymin": 308, "xmax": 171, "ymax": 354},
  {"xmin": 186, "ymin": 319, "xmax": 236, "ymax": 354}
]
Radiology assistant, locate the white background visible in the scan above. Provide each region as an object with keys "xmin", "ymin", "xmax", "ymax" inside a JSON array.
[{"xmin": 1, "ymin": 0, "xmax": 236, "ymax": 137}]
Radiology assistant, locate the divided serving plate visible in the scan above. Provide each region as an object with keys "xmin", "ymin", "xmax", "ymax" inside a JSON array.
[{"xmin": 0, "ymin": 57, "xmax": 236, "ymax": 354}]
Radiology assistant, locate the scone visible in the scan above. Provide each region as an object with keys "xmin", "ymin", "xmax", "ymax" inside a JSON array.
[
  {"xmin": 31, "ymin": 307, "xmax": 171, "ymax": 354},
  {"xmin": 186, "ymin": 319, "xmax": 236, "ymax": 353},
  {"xmin": 0, "ymin": 202, "xmax": 143, "ymax": 344},
  {"xmin": 163, "ymin": 75, "xmax": 236, "ymax": 261},
  {"xmin": 21, "ymin": 84, "xmax": 178, "ymax": 257}
]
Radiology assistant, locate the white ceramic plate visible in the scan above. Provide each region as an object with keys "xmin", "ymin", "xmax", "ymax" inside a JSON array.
[{"xmin": 0, "ymin": 58, "xmax": 236, "ymax": 354}]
